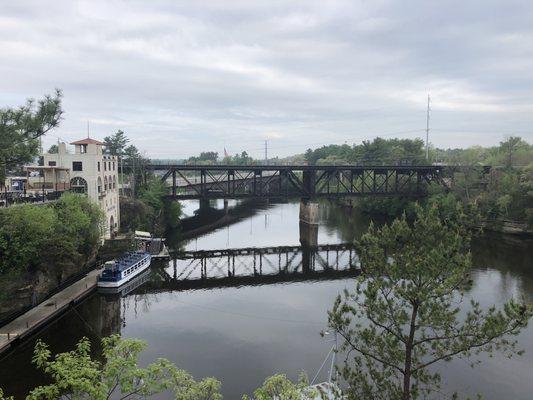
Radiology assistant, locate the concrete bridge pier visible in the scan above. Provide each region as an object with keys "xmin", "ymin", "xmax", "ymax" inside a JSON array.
[
  {"xmin": 199, "ymin": 197, "xmax": 210, "ymax": 210},
  {"xmin": 299, "ymin": 200, "xmax": 319, "ymax": 248}
]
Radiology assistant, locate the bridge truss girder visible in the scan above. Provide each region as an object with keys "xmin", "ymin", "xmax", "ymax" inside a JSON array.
[{"xmin": 156, "ymin": 165, "xmax": 446, "ymax": 200}]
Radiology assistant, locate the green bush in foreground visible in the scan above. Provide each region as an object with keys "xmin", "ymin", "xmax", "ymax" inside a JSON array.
[
  {"xmin": 25, "ymin": 335, "xmax": 221, "ymax": 400},
  {"xmin": 0, "ymin": 335, "xmax": 310, "ymax": 400}
]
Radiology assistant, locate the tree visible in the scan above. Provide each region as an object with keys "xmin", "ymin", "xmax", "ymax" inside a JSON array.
[
  {"xmin": 122, "ymin": 144, "xmax": 150, "ymax": 192},
  {"xmin": 0, "ymin": 90, "xmax": 63, "ymax": 184},
  {"xmin": 0, "ymin": 335, "xmax": 316, "ymax": 400},
  {"xmin": 242, "ymin": 374, "xmax": 317, "ymax": 400},
  {"xmin": 103, "ymin": 130, "xmax": 129, "ymax": 156},
  {"xmin": 188, "ymin": 151, "xmax": 219, "ymax": 164},
  {"xmin": 328, "ymin": 205, "xmax": 531, "ymax": 400},
  {"xmin": 499, "ymin": 136, "xmax": 526, "ymax": 168},
  {"xmin": 0, "ymin": 389, "xmax": 13, "ymax": 400},
  {"xmin": 0, "ymin": 193, "xmax": 102, "ymax": 275},
  {"xmin": 47, "ymin": 144, "xmax": 58, "ymax": 154},
  {"xmin": 26, "ymin": 334, "xmax": 221, "ymax": 400}
]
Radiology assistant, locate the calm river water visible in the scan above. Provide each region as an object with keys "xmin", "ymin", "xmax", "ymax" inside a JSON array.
[{"xmin": 0, "ymin": 200, "xmax": 532, "ymax": 399}]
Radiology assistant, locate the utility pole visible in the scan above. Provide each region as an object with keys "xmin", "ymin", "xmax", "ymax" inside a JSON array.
[
  {"xmin": 425, "ymin": 94, "xmax": 431, "ymax": 162},
  {"xmin": 264, "ymin": 140, "xmax": 268, "ymax": 165}
]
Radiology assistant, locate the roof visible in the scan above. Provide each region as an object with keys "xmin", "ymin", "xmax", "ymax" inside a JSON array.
[
  {"xmin": 70, "ymin": 137, "xmax": 104, "ymax": 145},
  {"xmin": 24, "ymin": 165, "xmax": 70, "ymax": 171},
  {"xmin": 135, "ymin": 230, "xmax": 152, "ymax": 238}
]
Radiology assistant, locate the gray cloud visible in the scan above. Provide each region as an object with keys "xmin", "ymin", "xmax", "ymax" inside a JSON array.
[{"xmin": 1, "ymin": 0, "xmax": 532, "ymax": 158}]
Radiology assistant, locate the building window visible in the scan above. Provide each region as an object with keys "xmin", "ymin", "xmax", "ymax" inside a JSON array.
[
  {"xmin": 97, "ymin": 162, "xmax": 100, "ymax": 172},
  {"xmin": 70, "ymin": 177, "xmax": 87, "ymax": 194},
  {"xmin": 48, "ymin": 161, "xmax": 56, "ymax": 166},
  {"xmin": 113, "ymin": 162, "xmax": 115, "ymax": 171},
  {"xmin": 72, "ymin": 161, "xmax": 83, "ymax": 171},
  {"xmin": 80, "ymin": 144, "xmax": 87, "ymax": 154},
  {"xmin": 104, "ymin": 162, "xmax": 107, "ymax": 171}
]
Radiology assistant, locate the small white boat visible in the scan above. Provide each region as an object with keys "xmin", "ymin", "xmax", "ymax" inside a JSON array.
[
  {"xmin": 97, "ymin": 251, "xmax": 152, "ymax": 288},
  {"xmin": 97, "ymin": 268, "xmax": 152, "ymax": 296}
]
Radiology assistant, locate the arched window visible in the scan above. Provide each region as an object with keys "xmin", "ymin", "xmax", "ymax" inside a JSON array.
[
  {"xmin": 70, "ymin": 177, "xmax": 88, "ymax": 194},
  {"xmin": 97, "ymin": 176, "xmax": 102, "ymax": 193},
  {"xmin": 104, "ymin": 176, "xmax": 108, "ymax": 191},
  {"xmin": 113, "ymin": 176, "xmax": 117, "ymax": 190}
]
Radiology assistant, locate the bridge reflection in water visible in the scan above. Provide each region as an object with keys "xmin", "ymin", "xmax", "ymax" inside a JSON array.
[{"xmin": 142, "ymin": 244, "xmax": 361, "ymax": 293}]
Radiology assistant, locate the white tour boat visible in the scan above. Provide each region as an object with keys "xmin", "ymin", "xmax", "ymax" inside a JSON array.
[{"xmin": 97, "ymin": 251, "xmax": 152, "ymax": 288}]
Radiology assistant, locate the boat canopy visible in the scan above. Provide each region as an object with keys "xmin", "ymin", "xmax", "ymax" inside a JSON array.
[{"xmin": 135, "ymin": 230, "xmax": 152, "ymax": 240}]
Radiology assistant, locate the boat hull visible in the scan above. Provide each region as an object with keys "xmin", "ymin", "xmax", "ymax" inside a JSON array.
[{"xmin": 97, "ymin": 255, "xmax": 152, "ymax": 288}]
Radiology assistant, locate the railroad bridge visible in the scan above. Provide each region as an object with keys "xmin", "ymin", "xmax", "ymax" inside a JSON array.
[{"xmin": 152, "ymin": 164, "xmax": 447, "ymax": 200}]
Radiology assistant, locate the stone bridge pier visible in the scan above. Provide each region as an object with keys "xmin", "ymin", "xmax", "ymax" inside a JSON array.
[{"xmin": 299, "ymin": 200, "xmax": 319, "ymax": 248}]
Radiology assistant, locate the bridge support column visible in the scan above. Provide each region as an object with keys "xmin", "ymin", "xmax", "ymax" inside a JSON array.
[
  {"xmin": 224, "ymin": 199, "xmax": 229, "ymax": 215},
  {"xmin": 199, "ymin": 197, "xmax": 210, "ymax": 210},
  {"xmin": 299, "ymin": 200, "xmax": 319, "ymax": 248},
  {"xmin": 301, "ymin": 246, "xmax": 313, "ymax": 273}
]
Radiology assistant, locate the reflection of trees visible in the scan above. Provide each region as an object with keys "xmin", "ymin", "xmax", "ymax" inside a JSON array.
[
  {"xmin": 319, "ymin": 201, "xmax": 389, "ymax": 242},
  {"xmin": 471, "ymin": 233, "xmax": 533, "ymax": 303}
]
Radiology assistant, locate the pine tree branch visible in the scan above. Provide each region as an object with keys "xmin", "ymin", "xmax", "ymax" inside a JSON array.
[
  {"xmin": 413, "ymin": 324, "xmax": 521, "ymax": 372},
  {"xmin": 337, "ymin": 328, "xmax": 405, "ymax": 374}
]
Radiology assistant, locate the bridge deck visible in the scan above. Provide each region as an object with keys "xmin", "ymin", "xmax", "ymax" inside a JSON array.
[{"xmin": 153, "ymin": 164, "xmax": 447, "ymax": 200}]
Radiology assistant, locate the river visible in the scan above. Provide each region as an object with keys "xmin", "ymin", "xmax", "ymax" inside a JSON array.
[{"xmin": 0, "ymin": 200, "xmax": 532, "ymax": 399}]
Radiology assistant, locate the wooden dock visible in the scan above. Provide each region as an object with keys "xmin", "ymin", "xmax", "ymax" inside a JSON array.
[{"xmin": 0, "ymin": 269, "xmax": 100, "ymax": 355}]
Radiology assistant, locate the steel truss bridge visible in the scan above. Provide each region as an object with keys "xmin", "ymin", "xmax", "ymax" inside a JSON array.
[
  {"xmin": 151, "ymin": 164, "xmax": 447, "ymax": 200},
  {"xmin": 143, "ymin": 243, "xmax": 360, "ymax": 292}
]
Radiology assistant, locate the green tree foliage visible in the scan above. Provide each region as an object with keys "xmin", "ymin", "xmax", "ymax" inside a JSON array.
[
  {"xmin": 0, "ymin": 336, "xmax": 315, "ymax": 400},
  {"xmin": 436, "ymin": 136, "xmax": 532, "ymax": 168},
  {"xmin": 242, "ymin": 374, "xmax": 314, "ymax": 400},
  {"xmin": 222, "ymin": 151, "xmax": 255, "ymax": 165},
  {"xmin": 122, "ymin": 144, "xmax": 150, "ymax": 190},
  {"xmin": 120, "ymin": 179, "xmax": 181, "ymax": 235},
  {"xmin": 188, "ymin": 151, "xmax": 219, "ymax": 164},
  {"xmin": 25, "ymin": 335, "xmax": 221, "ymax": 400},
  {"xmin": 435, "ymin": 137, "xmax": 533, "ymax": 225},
  {"xmin": 0, "ymin": 389, "xmax": 13, "ymax": 400},
  {"xmin": 0, "ymin": 90, "xmax": 63, "ymax": 183},
  {"xmin": 0, "ymin": 193, "xmax": 102, "ymax": 275},
  {"xmin": 103, "ymin": 130, "xmax": 129, "ymax": 156},
  {"xmin": 304, "ymin": 138, "xmax": 425, "ymax": 166},
  {"xmin": 47, "ymin": 144, "xmax": 58, "ymax": 154},
  {"xmin": 0, "ymin": 205, "xmax": 56, "ymax": 274},
  {"xmin": 500, "ymin": 136, "xmax": 529, "ymax": 168},
  {"xmin": 328, "ymin": 205, "xmax": 531, "ymax": 400}
]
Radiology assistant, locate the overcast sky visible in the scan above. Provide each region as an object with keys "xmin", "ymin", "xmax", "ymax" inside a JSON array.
[{"xmin": 1, "ymin": 0, "xmax": 533, "ymax": 159}]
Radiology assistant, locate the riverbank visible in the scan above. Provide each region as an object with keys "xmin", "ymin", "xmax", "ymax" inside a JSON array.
[
  {"xmin": 334, "ymin": 198, "xmax": 533, "ymax": 236},
  {"xmin": 0, "ymin": 269, "xmax": 100, "ymax": 356},
  {"xmin": 0, "ymin": 194, "xmax": 102, "ymax": 324}
]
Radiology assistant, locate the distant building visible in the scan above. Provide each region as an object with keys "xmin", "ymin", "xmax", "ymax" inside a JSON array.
[{"xmin": 25, "ymin": 137, "xmax": 120, "ymax": 238}]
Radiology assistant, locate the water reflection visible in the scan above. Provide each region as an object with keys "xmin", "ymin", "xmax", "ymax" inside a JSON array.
[
  {"xmin": 0, "ymin": 200, "xmax": 532, "ymax": 400},
  {"xmin": 142, "ymin": 244, "xmax": 360, "ymax": 292}
]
